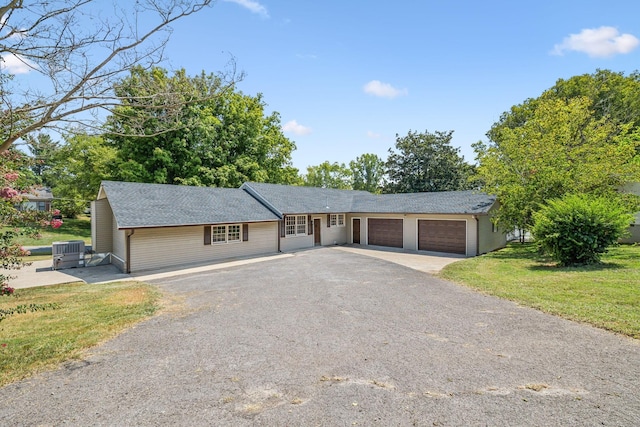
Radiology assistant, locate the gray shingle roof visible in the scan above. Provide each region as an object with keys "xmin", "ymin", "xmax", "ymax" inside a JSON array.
[
  {"xmin": 351, "ymin": 191, "xmax": 496, "ymax": 214},
  {"xmin": 242, "ymin": 182, "xmax": 496, "ymax": 216},
  {"xmin": 241, "ymin": 182, "xmax": 371, "ymax": 215},
  {"xmin": 100, "ymin": 181, "xmax": 280, "ymax": 229}
]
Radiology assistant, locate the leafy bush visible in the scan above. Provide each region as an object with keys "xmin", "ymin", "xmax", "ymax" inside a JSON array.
[
  {"xmin": 52, "ymin": 199, "xmax": 86, "ymax": 219},
  {"xmin": 532, "ymin": 194, "xmax": 633, "ymax": 266}
]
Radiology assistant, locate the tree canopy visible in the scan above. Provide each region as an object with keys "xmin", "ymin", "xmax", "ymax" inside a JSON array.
[
  {"xmin": 45, "ymin": 133, "xmax": 116, "ymax": 217},
  {"xmin": 385, "ymin": 130, "xmax": 475, "ymax": 194},
  {"xmin": 106, "ymin": 67, "xmax": 299, "ymax": 187},
  {"xmin": 303, "ymin": 161, "xmax": 352, "ymax": 189},
  {"xmin": 477, "ymin": 70, "xmax": 640, "ymax": 235},
  {"xmin": 350, "ymin": 153, "xmax": 385, "ymax": 193}
]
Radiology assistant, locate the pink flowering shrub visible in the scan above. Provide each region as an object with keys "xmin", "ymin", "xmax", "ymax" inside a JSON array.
[
  {"xmin": 1, "ymin": 150, "xmax": 67, "ymax": 294},
  {"xmin": 0, "ymin": 187, "xmax": 19, "ymax": 200},
  {"xmin": 0, "ymin": 285, "xmax": 14, "ymax": 296},
  {"xmin": 3, "ymin": 172, "xmax": 19, "ymax": 182}
]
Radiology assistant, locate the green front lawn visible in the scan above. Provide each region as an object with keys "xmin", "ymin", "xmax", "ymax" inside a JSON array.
[
  {"xmin": 0, "ymin": 281, "xmax": 160, "ymax": 387},
  {"xmin": 439, "ymin": 243, "xmax": 640, "ymax": 339},
  {"xmin": 5, "ymin": 216, "xmax": 91, "ymax": 247}
]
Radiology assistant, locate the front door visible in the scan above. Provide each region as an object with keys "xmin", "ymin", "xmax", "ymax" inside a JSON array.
[
  {"xmin": 352, "ymin": 218, "xmax": 360, "ymax": 244},
  {"xmin": 314, "ymin": 218, "xmax": 321, "ymax": 246}
]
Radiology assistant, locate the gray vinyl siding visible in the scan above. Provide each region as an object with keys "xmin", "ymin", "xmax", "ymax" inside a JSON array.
[
  {"xmin": 128, "ymin": 222, "xmax": 278, "ymax": 273},
  {"xmin": 91, "ymin": 198, "xmax": 113, "ymax": 253},
  {"xmin": 477, "ymin": 208, "xmax": 507, "ymax": 254},
  {"xmin": 280, "ymin": 234, "xmax": 314, "ymax": 251},
  {"xmin": 323, "ymin": 215, "xmax": 348, "ymax": 246},
  {"xmin": 112, "ymin": 227, "xmax": 126, "ymax": 268},
  {"xmin": 279, "ymin": 214, "xmax": 348, "ymax": 251}
]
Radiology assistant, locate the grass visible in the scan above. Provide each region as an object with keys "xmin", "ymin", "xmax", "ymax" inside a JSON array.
[
  {"xmin": 0, "ymin": 281, "xmax": 160, "ymax": 387},
  {"xmin": 439, "ymin": 243, "xmax": 640, "ymax": 339},
  {"xmin": 4, "ymin": 216, "xmax": 92, "ymax": 247},
  {"xmin": 19, "ymin": 254, "xmax": 52, "ymax": 262}
]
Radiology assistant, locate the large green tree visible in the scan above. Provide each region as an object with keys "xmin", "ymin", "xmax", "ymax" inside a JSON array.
[
  {"xmin": 24, "ymin": 133, "xmax": 59, "ymax": 185},
  {"xmin": 385, "ymin": 130, "xmax": 475, "ymax": 193},
  {"xmin": 547, "ymin": 69, "xmax": 640, "ymax": 131},
  {"xmin": 476, "ymin": 95, "xmax": 640, "ymax": 237},
  {"xmin": 45, "ymin": 133, "xmax": 116, "ymax": 217},
  {"xmin": 303, "ymin": 161, "xmax": 352, "ymax": 189},
  {"xmin": 106, "ymin": 67, "xmax": 298, "ymax": 187},
  {"xmin": 350, "ymin": 153, "xmax": 385, "ymax": 193}
]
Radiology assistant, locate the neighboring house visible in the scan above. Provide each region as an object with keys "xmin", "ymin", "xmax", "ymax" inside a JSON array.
[
  {"xmin": 621, "ymin": 182, "xmax": 640, "ymax": 244},
  {"xmin": 93, "ymin": 181, "xmax": 507, "ymax": 274},
  {"xmin": 18, "ymin": 187, "xmax": 53, "ymax": 211}
]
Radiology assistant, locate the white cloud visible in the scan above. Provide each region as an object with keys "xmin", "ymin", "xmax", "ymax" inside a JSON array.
[
  {"xmin": 282, "ymin": 120, "xmax": 312, "ymax": 136},
  {"xmin": 0, "ymin": 53, "xmax": 33, "ymax": 74},
  {"xmin": 223, "ymin": 0, "xmax": 269, "ymax": 18},
  {"xmin": 363, "ymin": 80, "xmax": 408, "ymax": 98},
  {"xmin": 296, "ymin": 53, "xmax": 318, "ymax": 60},
  {"xmin": 552, "ymin": 26, "xmax": 639, "ymax": 58},
  {"xmin": 366, "ymin": 131, "xmax": 381, "ymax": 139}
]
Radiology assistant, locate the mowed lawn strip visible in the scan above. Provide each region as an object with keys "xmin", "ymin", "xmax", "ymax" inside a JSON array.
[
  {"xmin": 439, "ymin": 243, "xmax": 640, "ymax": 339},
  {"xmin": 3, "ymin": 216, "xmax": 92, "ymax": 247},
  {"xmin": 0, "ymin": 281, "xmax": 160, "ymax": 387}
]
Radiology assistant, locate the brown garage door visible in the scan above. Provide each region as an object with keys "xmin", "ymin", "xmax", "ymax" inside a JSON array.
[
  {"xmin": 418, "ymin": 220, "xmax": 466, "ymax": 254},
  {"xmin": 367, "ymin": 218, "xmax": 403, "ymax": 248}
]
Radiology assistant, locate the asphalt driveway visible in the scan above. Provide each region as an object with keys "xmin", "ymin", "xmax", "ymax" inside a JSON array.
[{"xmin": 1, "ymin": 247, "xmax": 639, "ymax": 426}]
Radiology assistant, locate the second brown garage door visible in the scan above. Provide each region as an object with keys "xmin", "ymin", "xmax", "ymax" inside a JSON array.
[
  {"xmin": 418, "ymin": 220, "xmax": 466, "ymax": 254},
  {"xmin": 367, "ymin": 218, "xmax": 403, "ymax": 248}
]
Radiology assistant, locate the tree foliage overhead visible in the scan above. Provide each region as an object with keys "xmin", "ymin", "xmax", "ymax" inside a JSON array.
[
  {"xmin": 0, "ymin": 0, "xmax": 230, "ymax": 153},
  {"xmin": 385, "ymin": 130, "xmax": 475, "ymax": 194},
  {"xmin": 107, "ymin": 67, "xmax": 299, "ymax": 188},
  {"xmin": 349, "ymin": 153, "xmax": 385, "ymax": 193},
  {"xmin": 45, "ymin": 133, "xmax": 116, "ymax": 217},
  {"xmin": 477, "ymin": 70, "xmax": 640, "ymax": 236},
  {"xmin": 303, "ymin": 161, "xmax": 352, "ymax": 189}
]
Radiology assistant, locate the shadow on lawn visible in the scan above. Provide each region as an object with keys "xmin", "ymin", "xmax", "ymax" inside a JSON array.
[
  {"xmin": 527, "ymin": 261, "xmax": 625, "ymax": 272},
  {"xmin": 492, "ymin": 242, "xmax": 627, "ymax": 272}
]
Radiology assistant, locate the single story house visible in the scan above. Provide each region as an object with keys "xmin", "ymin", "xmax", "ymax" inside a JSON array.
[
  {"xmin": 92, "ymin": 181, "xmax": 507, "ymax": 273},
  {"xmin": 18, "ymin": 187, "xmax": 53, "ymax": 211}
]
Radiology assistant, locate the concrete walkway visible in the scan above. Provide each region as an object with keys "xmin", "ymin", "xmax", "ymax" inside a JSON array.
[{"xmin": 334, "ymin": 244, "xmax": 464, "ymax": 274}]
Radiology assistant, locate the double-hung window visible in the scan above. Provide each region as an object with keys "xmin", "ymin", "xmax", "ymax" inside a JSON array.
[
  {"xmin": 330, "ymin": 214, "xmax": 345, "ymax": 227},
  {"xmin": 285, "ymin": 215, "xmax": 307, "ymax": 237},
  {"xmin": 212, "ymin": 224, "xmax": 242, "ymax": 244},
  {"xmin": 212, "ymin": 225, "xmax": 227, "ymax": 243}
]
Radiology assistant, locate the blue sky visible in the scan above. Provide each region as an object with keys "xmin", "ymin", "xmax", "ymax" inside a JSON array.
[{"xmin": 8, "ymin": 1, "xmax": 640, "ymax": 172}]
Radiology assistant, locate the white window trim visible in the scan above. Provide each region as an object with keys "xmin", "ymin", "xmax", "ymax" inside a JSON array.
[
  {"xmin": 212, "ymin": 224, "xmax": 243, "ymax": 244},
  {"xmin": 285, "ymin": 215, "xmax": 307, "ymax": 237},
  {"xmin": 330, "ymin": 213, "xmax": 345, "ymax": 227}
]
